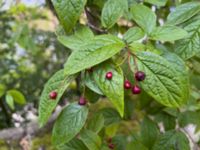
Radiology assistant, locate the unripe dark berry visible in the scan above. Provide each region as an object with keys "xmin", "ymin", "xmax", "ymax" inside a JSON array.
[
  {"xmin": 49, "ymin": 91, "xmax": 57, "ymax": 99},
  {"xmin": 108, "ymin": 143, "xmax": 115, "ymax": 149},
  {"xmin": 78, "ymin": 97, "xmax": 87, "ymax": 105},
  {"xmin": 124, "ymin": 80, "xmax": 131, "ymax": 89},
  {"xmin": 132, "ymin": 85, "xmax": 141, "ymax": 94},
  {"xmin": 86, "ymin": 67, "xmax": 93, "ymax": 73},
  {"xmin": 106, "ymin": 72, "xmax": 113, "ymax": 80},
  {"xmin": 135, "ymin": 71, "xmax": 146, "ymax": 81}
]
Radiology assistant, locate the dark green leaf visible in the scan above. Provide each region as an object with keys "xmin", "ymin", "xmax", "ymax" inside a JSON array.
[
  {"xmin": 58, "ymin": 138, "xmax": 88, "ymax": 150},
  {"xmin": 99, "ymin": 108, "xmax": 121, "ymax": 125},
  {"xmin": 87, "ymin": 113, "xmax": 104, "ymax": 133},
  {"xmin": 144, "ymin": 0, "xmax": 167, "ymax": 7},
  {"xmin": 52, "ymin": 103, "xmax": 88, "ymax": 146},
  {"xmin": 140, "ymin": 117, "xmax": 159, "ymax": 148},
  {"xmin": 133, "ymin": 51, "xmax": 189, "ymax": 107},
  {"xmin": 64, "ymin": 35, "xmax": 125, "ymax": 75},
  {"xmin": 51, "ymin": 0, "xmax": 87, "ymax": 32},
  {"xmin": 150, "ymin": 25, "xmax": 188, "ymax": 42},
  {"xmin": 175, "ymin": 16, "xmax": 200, "ymax": 60},
  {"xmin": 166, "ymin": 2, "xmax": 200, "ymax": 25},
  {"xmin": 93, "ymin": 62, "xmax": 124, "ymax": 116},
  {"xmin": 101, "ymin": 0, "xmax": 128, "ymax": 28},
  {"xmin": 84, "ymin": 71, "xmax": 103, "ymax": 95},
  {"xmin": 0, "ymin": 84, "xmax": 5, "ymax": 97},
  {"xmin": 153, "ymin": 130, "xmax": 190, "ymax": 150},
  {"xmin": 130, "ymin": 4, "xmax": 156, "ymax": 34},
  {"xmin": 123, "ymin": 27, "xmax": 145, "ymax": 44},
  {"xmin": 79, "ymin": 130, "xmax": 102, "ymax": 150},
  {"xmin": 39, "ymin": 70, "xmax": 75, "ymax": 126}
]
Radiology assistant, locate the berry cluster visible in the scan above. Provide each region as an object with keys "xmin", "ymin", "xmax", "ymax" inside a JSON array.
[{"xmin": 105, "ymin": 70, "xmax": 146, "ymax": 95}]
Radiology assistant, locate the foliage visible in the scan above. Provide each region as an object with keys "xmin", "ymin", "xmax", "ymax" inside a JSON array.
[{"xmin": 7, "ymin": 0, "xmax": 200, "ymax": 149}]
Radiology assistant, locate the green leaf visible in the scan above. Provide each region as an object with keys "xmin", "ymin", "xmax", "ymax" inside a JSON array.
[
  {"xmin": 39, "ymin": 70, "xmax": 75, "ymax": 126},
  {"xmin": 101, "ymin": 0, "xmax": 128, "ymax": 28},
  {"xmin": 5, "ymin": 94, "xmax": 15, "ymax": 110},
  {"xmin": 58, "ymin": 138, "xmax": 88, "ymax": 150},
  {"xmin": 79, "ymin": 130, "xmax": 102, "ymax": 150},
  {"xmin": 150, "ymin": 25, "xmax": 188, "ymax": 42},
  {"xmin": 64, "ymin": 35, "xmax": 125, "ymax": 75},
  {"xmin": 51, "ymin": 0, "xmax": 87, "ymax": 33},
  {"xmin": 99, "ymin": 108, "xmax": 122, "ymax": 125},
  {"xmin": 58, "ymin": 26, "xmax": 94, "ymax": 51},
  {"xmin": 166, "ymin": 2, "xmax": 200, "ymax": 25},
  {"xmin": 52, "ymin": 103, "xmax": 88, "ymax": 146},
  {"xmin": 144, "ymin": 0, "xmax": 167, "ymax": 7},
  {"xmin": 133, "ymin": 51, "xmax": 189, "ymax": 107},
  {"xmin": 0, "ymin": 84, "xmax": 6, "ymax": 97},
  {"xmin": 112, "ymin": 135, "xmax": 127, "ymax": 150},
  {"xmin": 130, "ymin": 4, "xmax": 156, "ymax": 34},
  {"xmin": 123, "ymin": 27, "xmax": 145, "ymax": 44},
  {"xmin": 93, "ymin": 62, "xmax": 124, "ymax": 117},
  {"xmin": 84, "ymin": 71, "xmax": 103, "ymax": 95},
  {"xmin": 7, "ymin": 90, "xmax": 26, "ymax": 105},
  {"xmin": 87, "ymin": 114, "xmax": 104, "ymax": 133},
  {"xmin": 140, "ymin": 117, "xmax": 159, "ymax": 148},
  {"xmin": 152, "ymin": 130, "xmax": 190, "ymax": 150},
  {"xmin": 127, "ymin": 141, "xmax": 148, "ymax": 150},
  {"xmin": 175, "ymin": 16, "xmax": 200, "ymax": 60}
]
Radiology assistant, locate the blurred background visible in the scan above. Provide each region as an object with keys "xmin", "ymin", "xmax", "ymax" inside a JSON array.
[{"xmin": 0, "ymin": 0, "xmax": 73, "ymax": 149}]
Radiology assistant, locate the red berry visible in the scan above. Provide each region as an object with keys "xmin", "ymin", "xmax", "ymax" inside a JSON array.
[
  {"xmin": 124, "ymin": 80, "xmax": 131, "ymax": 89},
  {"xmin": 78, "ymin": 97, "xmax": 87, "ymax": 105},
  {"xmin": 135, "ymin": 71, "xmax": 146, "ymax": 81},
  {"xmin": 49, "ymin": 91, "xmax": 57, "ymax": 99},
  {"xmin": 132, "ymin": 85, "xmax": 141, "ymax": 94},
  {"xmin": 106, "ymin": 72, "xmax": 113, "ymax": 80},
  {"xmin": 108, "ymin": 143, "xmax": 115, "ymax": 149}
]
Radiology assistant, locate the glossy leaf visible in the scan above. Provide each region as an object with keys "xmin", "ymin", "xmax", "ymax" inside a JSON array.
[
  {"xmin": 64, "ymin": 35, "xmax": 125, "ymax": 75},
  {"xmin": 58, "ymin": 26, "xmax": 94, "ymax": 51},
  {"xmin": 52, "ymin": 103, "xmax": 88, "ymax": 146},
  {"xmin": 130, "ymin": 4, "xmax": 156, "ymax": 34},
  {"xmin": 79, "ymin": 130, "xmax": 102, "ymax": 150},
  {"xmin": 39, "ymin": 70, "xmax": 75, "ymax": 126},
  {"xmin": 150, "ymin": 25, "xmax": 188, "ymax": 42},
  {"xmin": 51, "ymin": 0, "xmax": 87, "ymax": 33},
  {"xmin": 123, "ymin": 27, "xmax": 145, "ymax": 44},
  {"xmin": 133, "ymin": 51, "xmax": 189, "ymax": 107},
  {"xmin": 93, "ymin": 62, "xmax": 124, "ymax": 116},
  {"xmin": 166, "ymin": 2, "xmax": 200, "ymax": 25},
  {"xmin": 101, "ymin": 0, "xmax": 128, "ymax": 28},
  {"xmin": 152, "ymin": 130, "xmax": 190, "ymax": 150}
]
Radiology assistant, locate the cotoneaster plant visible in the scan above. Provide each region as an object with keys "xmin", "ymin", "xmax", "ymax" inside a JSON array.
[{"xmin": 39, "ymin": 0, "xmax": 200, "ymax": 150}]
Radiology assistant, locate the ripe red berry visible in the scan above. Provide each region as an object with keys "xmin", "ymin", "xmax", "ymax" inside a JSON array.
[
  {"xmin": 135, "ymin": 71, "xmax": 146, "ymax": 81},
  {"xmin": 78, "ymin": 97, "xmax": 87, "ymax": 105},
  {"xmin": 106, "ymin": 72, "xmax": 113, "ymax": 80},
  {"xmin": 124, "ymin": 80, "xmax": 131, "ymax": 89},
  {"xmin": 49, "ymin": 91, "xmax": 57, "ymax": 99},
  {"xmin": 132, "ymin": 85, "xmax": 141, "ymax": 94},
  {"xmin": 108, "ymin": 143, "xmax": 115, "ymax": 149}
]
